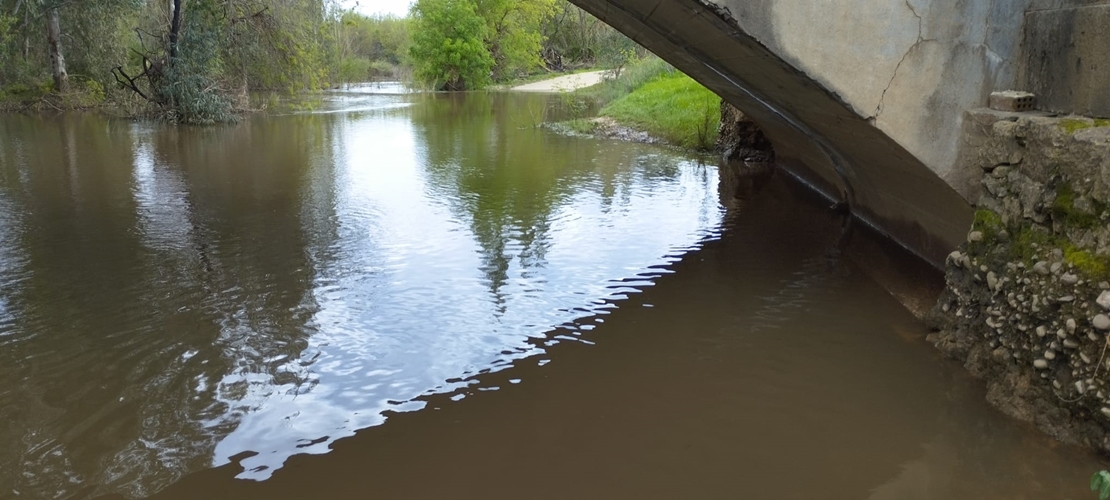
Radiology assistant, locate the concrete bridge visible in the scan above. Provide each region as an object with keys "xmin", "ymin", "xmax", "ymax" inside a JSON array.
[{"xmin": 569, "ymin": 0, "xmax": 1110, "ymax": 265}]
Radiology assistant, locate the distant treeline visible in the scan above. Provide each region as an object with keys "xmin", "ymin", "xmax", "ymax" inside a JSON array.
[
  {"xmin": 408, "ymin": 0, "xmax": 642, "ymax": 90},
  {"xmin": 0, "ymin": 0, "xmax": 642, "ymax": 121}
]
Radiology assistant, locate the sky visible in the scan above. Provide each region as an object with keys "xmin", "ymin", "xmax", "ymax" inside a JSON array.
[{"xmin": 342, "ymin": 0, "xmax": 413, "ymax": 16}]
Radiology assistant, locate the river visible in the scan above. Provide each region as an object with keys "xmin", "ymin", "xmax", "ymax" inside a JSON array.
[{"xmin": 0, "ymin": 85, "xmax": 1103, "ymax": 499}]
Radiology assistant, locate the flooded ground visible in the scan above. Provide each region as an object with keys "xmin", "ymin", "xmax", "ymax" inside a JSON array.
[{"xmin": 0, "ymin": 86, "xmax": 1103, "ymax": 499}]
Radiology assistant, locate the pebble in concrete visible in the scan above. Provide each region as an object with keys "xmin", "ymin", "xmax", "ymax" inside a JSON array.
[
  {"xmin": 1033, "ymin": 261, "xmax": 1050, "ymax": 275},
  {"xmin": 1034, "ymin": 359, "xmax": 1049, "ymax": 369},
  {"xmin": 968, "ymin": 231, "xmax": 983, "ymax": 242},
  {"xmin": 1095, "ymin": 314, "xmax": 1110, "ymax": 331},
  {"xmin": 1098, "ymin": 290, "xmax": 1110, "ymax": 310},
  {"xmin": 1061, "ymin": 273, "xmax": 1079, "ymax": 285}
]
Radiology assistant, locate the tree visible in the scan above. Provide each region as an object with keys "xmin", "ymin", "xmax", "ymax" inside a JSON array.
[
  {"xmin": 409, "ymin": 0, "xmax": 492, "ymax": 90},
  {"xmin": 474, "ymin": 0, "xmax": 554, "ymax": 80},
  {"xmin": 109, "ymin": 0, "xmax": 339, "ymax": 122},
  {"xmin": 45, "ymin": 5, "xmax": 66, "ymax": 91},
  {"xmin": 540, "ymin": 0, "xmax": 642, "ymax": 70}
]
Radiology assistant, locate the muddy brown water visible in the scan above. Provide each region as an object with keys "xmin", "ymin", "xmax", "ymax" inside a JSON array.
[{"xmin": 0, "ymin": 85, "xmax": 1103, "ymax": 499}]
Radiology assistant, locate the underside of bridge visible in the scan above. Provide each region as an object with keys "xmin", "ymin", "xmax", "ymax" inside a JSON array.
[{"xmin": 570, "ymin": 0, "xmax": 976, "ymax": 266}]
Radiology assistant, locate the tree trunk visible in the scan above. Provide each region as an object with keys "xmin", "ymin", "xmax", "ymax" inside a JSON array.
[
  {"xmin": 47, "ymin": 7, "xmax": 67, "ymax": 92},
  {"xmin": 168, "ymin": 0, "xmax": 182, "ymax": 61}
]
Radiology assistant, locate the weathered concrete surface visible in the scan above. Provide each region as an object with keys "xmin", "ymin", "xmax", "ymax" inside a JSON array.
[
  {"xmin": 569, "ymin": 0, "xmax": 979, "ymax": 266},
  {"xmin": 1020, "ymin": 4, "xmax": 1110, "ymax": 117},
  {"xmin": 721, "ymin": 0, "xmax": 1028, "ymax": 189}
]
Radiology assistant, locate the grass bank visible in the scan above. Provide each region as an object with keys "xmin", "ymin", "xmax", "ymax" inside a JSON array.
[
  {"xmin": 0, "ymin": 79, "xmax": 108, "ymax": 112},
  {"xmin": 563, "ymin": 57, "xmax": 720, "ymax": 151}
]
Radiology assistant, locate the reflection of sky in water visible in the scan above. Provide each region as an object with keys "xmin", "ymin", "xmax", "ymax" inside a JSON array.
[
  {"xmin": 132, "ymin": 132, "xmax": 195, "ymax": 252},
  {"xmin": 206, "ymin": 103, "xmax": 724, "ymax": 478},
  {"xmin": 0, "ymin": 92, "xmax": 723, "ymax": 497},
  {"xmin": 0, "ymin": 191, "xmax": 17, "ymax": 336}
]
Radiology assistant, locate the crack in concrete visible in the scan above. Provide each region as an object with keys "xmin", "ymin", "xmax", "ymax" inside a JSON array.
[
  {"xmin": 872, "ymin": 1, "xmax": 926, "ymax": 120},
  {"xmin": 984, "ymin": 0, "xmax": 995, "ymax": 45}
]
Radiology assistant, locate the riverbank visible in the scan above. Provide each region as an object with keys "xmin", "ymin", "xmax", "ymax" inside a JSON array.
[
  {"xmin": 509, "ymin": 70, "xmax": 610, "ymax": 92},
  {"xmin": 0, "ymin": 81, "xmax": 108, "ymax": 113},
  {"xmin": 537, "ymin": 59, "xmax": 720, "ymax": 152}
]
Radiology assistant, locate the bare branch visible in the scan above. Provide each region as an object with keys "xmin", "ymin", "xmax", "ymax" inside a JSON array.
[{"xmin": 112, "ymin": 66, "xmax": 153, "ymax": 102}]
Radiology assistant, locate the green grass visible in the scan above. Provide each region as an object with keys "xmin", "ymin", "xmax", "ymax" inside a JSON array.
[
  {"xmin": 1059, "ymin": 117, "xmax": 1110, "ymax": 133},
  {"xmin": 598, "ymin": 72, "xmax": 719, "ymax": 151},
  {"xmin": 579, "ymin": 56, "xmax": 677, "ymax": 105}
]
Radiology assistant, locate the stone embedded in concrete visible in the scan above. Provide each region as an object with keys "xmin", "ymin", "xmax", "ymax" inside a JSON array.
[
  {"xmin": 927, "ymin": 109, "xmax": 1110, "ymax": 454},
  {"xmin": 989, "ymin": 91, "xmax": 1037, "ymax": 112},
  {"xmin": 1098, "ymin": 290, "xmax": 1110, "ymax": 310}
]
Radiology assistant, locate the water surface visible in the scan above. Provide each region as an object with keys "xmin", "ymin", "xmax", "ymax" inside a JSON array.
[{"xmin": 0, "ymin": 86, "xmax": 1102, "ymax": 499}]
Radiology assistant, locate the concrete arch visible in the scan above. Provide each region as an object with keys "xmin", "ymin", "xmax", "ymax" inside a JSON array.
[{"xmin": 568, "ymin": 0, "xmax": 1045, "ymax": 265}]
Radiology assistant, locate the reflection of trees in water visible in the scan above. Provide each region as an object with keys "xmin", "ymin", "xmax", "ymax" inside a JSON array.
[
  {"xmin": 409, "ymin": 92, "xmax": 684, "ymax": 305},
  {"xmin": 0, "ymin": 114, "xmax": 338, "ymax": 498}
]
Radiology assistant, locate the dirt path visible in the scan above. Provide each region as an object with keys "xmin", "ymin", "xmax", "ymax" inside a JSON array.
[{"xmin": 510, "ymin": 70, "xmax": 610, "ymax": 92}]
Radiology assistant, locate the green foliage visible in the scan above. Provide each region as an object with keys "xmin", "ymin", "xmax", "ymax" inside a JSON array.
[
  {"xmin": 211, "ymin": 0, "xmax": 336, "ymax": 93},
  {"xmin": 409, "ymin": 0, "xmax": 560, "ymax": 89},
  {"xmin": 581, "ymin": 56, "xmax": 676, "ymax": 104},
  {"xmin": 337, "ymin": 13, "xmax": 410, "ymax": 83},
  {"xmin": 339, "ymin": 57, "xmax": 372, "ymax": 82},
  {"xmin": 540, "ymin": 0, "xmax": 644, "ymax": 68},
  {"xmin": 475, "ymin": 0, "xmax": 556, "ymax": 80},
  {"xmin": 598, "ymin": 70, "xmax": 719, "ymax": 150},
  {"xmin": 409, "ymin": 0, "xmax": 493, "ymax": 90},
  {"xmin": 157, "ymin": 0, "xmax": 236, "ymax": 124},
  {"xmin": 1093, "ymin": 470, "xmax": 1110, "ymax": 500}
]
